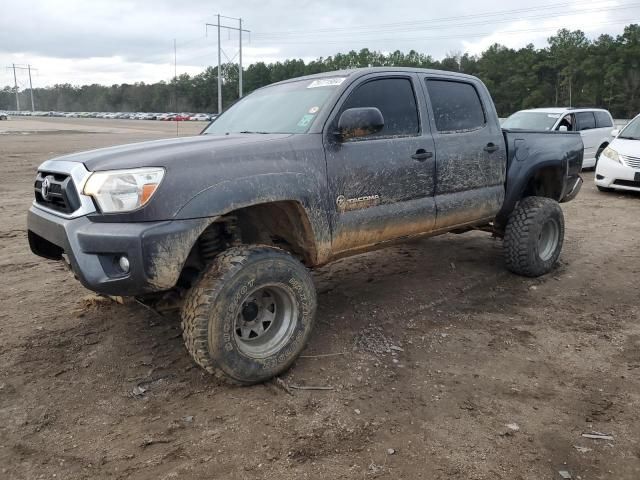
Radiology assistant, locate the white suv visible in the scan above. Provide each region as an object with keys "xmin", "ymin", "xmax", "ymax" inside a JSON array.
[{"xmin": 502, "ymin": 107, "xmax": 615, "ymax": 169}]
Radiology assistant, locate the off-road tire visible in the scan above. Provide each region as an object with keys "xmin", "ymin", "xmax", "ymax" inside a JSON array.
[
  {"xmin": 503, "ymin": 196, "xmax": 564, "ymax": 277},
  {"xmin": 181, "ymin": 245, "xmax": 317, "ymax": 384}
]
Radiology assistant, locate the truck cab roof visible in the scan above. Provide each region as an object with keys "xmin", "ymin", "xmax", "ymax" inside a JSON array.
[{"xmin": 271, "ymin": 67, "xmax": 480, "ymax": 87}]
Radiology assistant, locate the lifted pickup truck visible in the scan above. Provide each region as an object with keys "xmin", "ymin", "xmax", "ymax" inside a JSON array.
[{"xmin": 28, "ymin": 68, "xmax": 583, "ymax": 384}]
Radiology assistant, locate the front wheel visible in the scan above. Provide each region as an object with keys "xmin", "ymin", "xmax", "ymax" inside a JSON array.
[
  {"xmin": 181, "ymin": 245, "xmax": 317, "ymax": 384},
  {"xmin": 503, "ymin": 196, "xmax": 565, "ymax": 277}
]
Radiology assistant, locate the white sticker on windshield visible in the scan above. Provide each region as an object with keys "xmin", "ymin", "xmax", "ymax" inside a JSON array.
[
  {"xmin": 547, "ymin": 114, "xmax": 561, "ymax": 118},
  {"xmin": 307, "ymin": 77, "xmax": 346, "ymax": 88}
]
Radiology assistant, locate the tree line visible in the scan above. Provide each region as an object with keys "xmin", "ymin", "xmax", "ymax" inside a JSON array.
[{"xmin": 1, "ymin": 24, "xmax": 639, "ymax": 118}]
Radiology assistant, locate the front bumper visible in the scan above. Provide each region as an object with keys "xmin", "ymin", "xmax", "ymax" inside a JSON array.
[
  {"xmin": 595, "ymin": 155, "xmax": 640, "ymax": 192},
  {"xmin": 28, "ymin": 205, "xmax": 211, "ymax": 296}
]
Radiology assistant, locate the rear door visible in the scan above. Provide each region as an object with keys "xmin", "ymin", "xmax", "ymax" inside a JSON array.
[
  {"xmin": 325, "ymin": 74, "xmax": 437, "ymax": 254},
  {"xmin": 575, "ymin": 111, "xmax": 598, "ymax": 165},
  {"xmin": 422, "ymin": 77, "xmax": 506, "ymax": 229}
]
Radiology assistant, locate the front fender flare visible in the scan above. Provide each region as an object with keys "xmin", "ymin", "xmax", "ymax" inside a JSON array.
[{"xmin": 174, "ymin": 172, "xmax": 331, "ymax": 262}]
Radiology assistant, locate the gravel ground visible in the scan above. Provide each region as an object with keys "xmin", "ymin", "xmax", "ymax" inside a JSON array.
[{"xmin": 1, "ymin": 117, "xmax": 639, "ymax": 480}]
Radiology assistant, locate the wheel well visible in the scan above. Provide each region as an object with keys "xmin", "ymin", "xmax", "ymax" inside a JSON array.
[
  {"xmin": 183, "ymin": 201, "xmax": 317, "ymax": 274},
  {"xmin": 522, "ymin": 166, "xmax": 564, "ymax": 201},
  {"xmin": 146, "ymin": 201, "xmax": 318, "ymax": 310},
  {"xmin": 230, "ymin": 201, "xmax": 318, "ymax": 265}
]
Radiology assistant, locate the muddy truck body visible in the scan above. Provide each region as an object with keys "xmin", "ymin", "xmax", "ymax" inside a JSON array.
[{"xmin": 27, "ymin": 68, "xmax": 583, "ymax": 383}]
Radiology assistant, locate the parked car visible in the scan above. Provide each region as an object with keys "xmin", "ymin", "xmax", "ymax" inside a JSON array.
[
  {"xmin": 0, "ymin": 112, "xmax": 7, "ymax": 120},
  {"xmin": 595, "ymin": 114, "xmax": 640, "ymax": 193},
  {"xmin": 190, "ymin": 113, "xmax": 210, "ymax": 121},
  {"xmin": 27, "ymin": 67, "xmax": 583, "ymax": 384},
  {"xmin": 503, "ymin": 107, "xmax": 613, "ymax": 169}
]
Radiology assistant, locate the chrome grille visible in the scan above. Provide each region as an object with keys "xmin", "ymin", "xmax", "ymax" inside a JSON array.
[
  {"xmin": 622, "ymin": 155, "xmax": 640, "ymax": 170},
  {"xmin": 34, "ymin": 171, "xmax": 80, "ymax": 214},
  {"xmin": 32, "ymin": 160, "xmax": 96, "ymax": 219}
]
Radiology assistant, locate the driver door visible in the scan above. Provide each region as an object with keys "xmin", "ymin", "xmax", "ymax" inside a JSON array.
[{"xmin": 324, "ymin": 74, "xmax": 437, "ymax": 254}]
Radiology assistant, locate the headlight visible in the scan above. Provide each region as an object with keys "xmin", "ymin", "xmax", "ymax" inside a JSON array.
[
  {"xmin": 601, "ymin": 146, "xmax": 621, "ymax": 164},
  {"xmin": 83, "ymin": 167, "xmax": 165, "ymax": 213}
]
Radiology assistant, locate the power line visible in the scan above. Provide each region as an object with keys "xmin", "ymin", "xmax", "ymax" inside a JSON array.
[
  {"xmin": 253, "ymin": 0, "xmax": 632, "ymax": 38},
  {"xmin": 256, "ymin": 17, "xmax": 639, "ymax": 46},
  {"xmin": 254, "ymin": 3, "xmax": 640, "ymax": 40}
]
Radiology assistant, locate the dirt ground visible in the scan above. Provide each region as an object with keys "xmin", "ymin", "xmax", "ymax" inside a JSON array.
[{"xmin": 1, "ymin": 117, "xmax": 639, "ymax": 480}]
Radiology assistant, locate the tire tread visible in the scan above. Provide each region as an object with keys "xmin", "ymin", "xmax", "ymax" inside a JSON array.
[
  {"xmin": 181, "ymin": 245, "xmax": 309, "ymax": 384},
  {"xmin": 503, "ymin": 196, "xmax": 564, "ymax": 277}
]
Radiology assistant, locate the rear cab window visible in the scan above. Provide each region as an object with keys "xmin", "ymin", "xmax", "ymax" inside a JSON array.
[
  {"xmin": 425, "ymin": 79, "xmax": 486, "ymax": 133},
  {"xmin": 339, "ymin": 77, "xmax": 420, "ymax": 138}
]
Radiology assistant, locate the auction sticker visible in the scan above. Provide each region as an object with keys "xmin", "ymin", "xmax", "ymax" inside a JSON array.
[
  {"xmin": 297, "ymin": 114, "xmax": 315, "ymax": 127},
  {"xmin": 307, "ymin": 77, "xmax": 346, "ymax": 88}
]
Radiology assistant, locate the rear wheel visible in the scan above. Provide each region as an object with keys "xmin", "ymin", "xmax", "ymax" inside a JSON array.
[
  {"xmin": 503, "ymin": 196, "xmax": 564, "ymax": 277},
  {"xmin": 181, "ymin": 245, "xmax": 317, "ymax": 384}
]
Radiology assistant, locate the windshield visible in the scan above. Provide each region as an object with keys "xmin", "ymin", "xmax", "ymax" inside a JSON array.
[
  {"xmin": 618, "ymin": 116, "xmax": 640, "ymax": 140},
  {"xmin": 204, "ymin": 77, "xmax": 345, "ymax": 135},
  {"xmin": 502, "ymin": 111, "xmax": 560, "ymax": 130}
]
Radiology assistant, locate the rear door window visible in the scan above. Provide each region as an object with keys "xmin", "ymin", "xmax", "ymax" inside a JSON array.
[
  {"xmin": 426, "ymin": 80, "xmax": 486, "ymax": 132},
  {"xmin": 594, "ymin": 111, "xmax": 613, "ymax": 128},
  {"xmin": 576, "ymin": 112, "xmax": 596, "ymax": 131},
  {"xmin": 340, "ymin": 77, "xmax": 420, "ymax": 138}
]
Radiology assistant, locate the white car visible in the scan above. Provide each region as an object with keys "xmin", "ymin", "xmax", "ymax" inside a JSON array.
[
  {"xmin": 595, "ymin": 115, "xmax": 640, "ymax": 193},
  {"xmin": 190, "ymin": 113, "xmax": 210, "ymax": 121},
  {"xmin": 502, "ymin": 107, "xmax": 614, "ymax": 169}
]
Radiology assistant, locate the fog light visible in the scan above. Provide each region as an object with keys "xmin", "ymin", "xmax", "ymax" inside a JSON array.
[{"xmin": 118, "ymin": 255, "xmax": 130, "ymax": 273}]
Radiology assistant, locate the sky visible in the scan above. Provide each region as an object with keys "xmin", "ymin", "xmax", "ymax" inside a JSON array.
[{"xmin": 1, "ymin": 0, "xmax": 639, "ymax": 88}]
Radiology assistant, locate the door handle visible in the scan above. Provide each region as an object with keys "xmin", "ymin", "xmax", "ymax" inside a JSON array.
[
  {"xmin": 484, "ymin": 143, "xmax": 499, "ymax": 153},
  {"xmin": 411, "ymin": 149, "xmax": 434, "ymax": 161}
]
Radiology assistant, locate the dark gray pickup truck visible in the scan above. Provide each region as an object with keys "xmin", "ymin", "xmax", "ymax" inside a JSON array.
[{"xmin": 28, "ymin": 68, "xmax": 583, "ymax": 383}]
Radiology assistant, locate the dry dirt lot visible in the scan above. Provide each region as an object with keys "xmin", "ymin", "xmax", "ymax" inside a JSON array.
[{"xmin": 1, "ymin": 117, "xmax": 639, "ymax": 480}]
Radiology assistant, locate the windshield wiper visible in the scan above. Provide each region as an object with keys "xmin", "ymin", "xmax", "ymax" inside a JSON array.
[
  {"xmin": 618, "ymin": 135, "xmax": 640, "ymax": 140},
  {"xmin": 238, "ymin": 130, "xmax": 270, "ymax": 134}
]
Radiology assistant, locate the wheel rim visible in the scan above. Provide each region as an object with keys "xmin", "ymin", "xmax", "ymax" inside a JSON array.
[
  {"xmin": 234, "ymin": 284, "xmax": 297, "ymax": 358},
  {"xmin": 538, "ymin": 218, "xmax": 560, "ymax": 261}
]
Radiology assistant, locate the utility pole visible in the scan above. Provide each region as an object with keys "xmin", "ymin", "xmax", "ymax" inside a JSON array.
[
  {"xmin": 6, "ymin": 64, "xmax": 38, "ymax": 111},
  {"xmin": 27, "ymin": 65, "xmax": 35, "ymax": 112},
  {"xmin": 174, "ymin": 38, "xmax": 179, "ymax": 137},
  {"xmin": 239, "ymin": 17, "xmax": 243, "ymax": 98},
  {"xmin": 217, "ymin": 14, "xmax": 222, "ymax": 114},
  {"xmin": 206, "ymin": 15, "xmax": 250, "ymax": 113},
  {"xmin": 12, "ymin": 64, "xmax": 19, "ymax": 111},
  {"xmin": 174, "ymin": 38, "xmax": 178, "ymax": 112}
]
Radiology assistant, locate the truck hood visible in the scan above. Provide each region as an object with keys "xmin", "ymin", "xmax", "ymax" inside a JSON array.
[
  {"xmin": 610, "ymin": 137, "xmax": 640, "ymax": 158},
  {"xmin": 53, "ymin": 133, "xmax": 293, "ymax": 171},
  {"xmin": 47, "ymin": 131, "xmax": 327, "ymax": 222}
]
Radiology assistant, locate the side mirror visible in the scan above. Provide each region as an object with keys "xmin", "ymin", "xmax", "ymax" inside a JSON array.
[
  {"xmin": 558, "ymin": 125, "xmax": 568, "ymax": 132},
  {"xmin": 611, "ymin": 129, "xmax": 620, "ymax": 137},
  {"xmin": 336, "ymin": 107, "xmax": 384, "ymax": 140}
]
